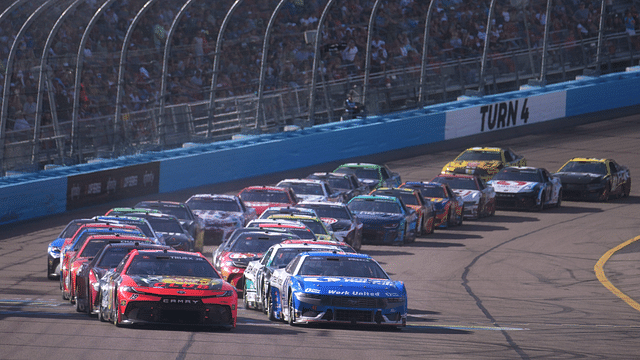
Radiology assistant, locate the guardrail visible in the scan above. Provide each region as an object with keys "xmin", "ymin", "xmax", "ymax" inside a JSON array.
[{"xmin": 1, "ymin": 66, "xmax": 639, "ymax": 226}]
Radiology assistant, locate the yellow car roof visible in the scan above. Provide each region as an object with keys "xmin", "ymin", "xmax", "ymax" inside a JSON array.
[{"xmin": 566, "ymin": 157, "xmax": 607, "ymax": 163}]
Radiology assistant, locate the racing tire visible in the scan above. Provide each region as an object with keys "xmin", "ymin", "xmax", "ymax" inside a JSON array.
[
  {"xmin": 243, "ymin": 283, "xmax": 251, "ymax": 310},
  {"xmin": 352, "ymin": 235, "xmax": 362, "ymax": 252},
  {"xmin": 47, "ymin": 262, "xmax": 57, "ymax": 280},
  {"xmin": 536, "ymin": 195, "xmax": 545, "ymax": 212},
  {"xmin": 490, "ymin": 201, "xmax": 496, "ymax": 216},
  {"xmin": 417, "ymin": 216, "xmax": 425, "ymax": 236},
  {"xmin": 600, "ymin": 184, "xmax": 611, "ymax": 202},
  {"xmin": 623, "ymin": 179, "xmax": 631, "ymax": 198},
  {"xmin": 457, "ymin": 207, "xmax": 464, "ymax": 226},
  {"xmin": 74, "ymin": 296, "xmax": 84, "ymax": 313},
  {"xmin": 98, "ymin": 295, "xmax": 108, "ymax": 323},
  {"xmin": 555, "ymin": 189, "xmax": 562, "ymax": 208},
  {"xmin": 266, "ymin": 290, "xmax": 277, "ymax": 321},
  {"xmin": 426, "ymin": 216, "xmax": 435, "ymax": 234},
  {"xmin": 113, "ymin": 292, "xmax": 123, "ymax": 327},
  {"xmin": 287, "ymin": 293, "xmax": 297, "ymax": 326}
]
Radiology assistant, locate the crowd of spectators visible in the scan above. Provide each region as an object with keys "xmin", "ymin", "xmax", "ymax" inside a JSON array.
[{"xmin": 1, "ymin": 0, "xmax": 639, "ymax": 137}]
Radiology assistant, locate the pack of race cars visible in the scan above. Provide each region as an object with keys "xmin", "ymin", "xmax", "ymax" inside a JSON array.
[{"xmin": 46, "ymin": 148, "xmax": 631, "ymax": 330}]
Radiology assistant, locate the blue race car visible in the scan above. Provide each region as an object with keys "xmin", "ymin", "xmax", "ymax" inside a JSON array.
[
  {"xmin": 346, "ymin": 195, "xmax": 418, "ymax": 245},
  {"xmin": 267, "ymin": 251, "xmax": 407, "ymax": 327}
]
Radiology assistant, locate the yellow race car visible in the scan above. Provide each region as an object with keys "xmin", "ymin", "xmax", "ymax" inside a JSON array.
[{"xmin": 441, "ymin": 147, "xmax": 526, "ymax": 182}]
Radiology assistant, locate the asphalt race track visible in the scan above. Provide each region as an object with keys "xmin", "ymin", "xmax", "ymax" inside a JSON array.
[{"xmin": 1, "ymin": 115, "xmax": 639, "ymax": 359}]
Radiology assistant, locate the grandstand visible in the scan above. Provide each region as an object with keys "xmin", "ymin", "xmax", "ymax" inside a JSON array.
[{"xmin": 0, "ymin": 0, "xmax": 638, "ymax": 175}]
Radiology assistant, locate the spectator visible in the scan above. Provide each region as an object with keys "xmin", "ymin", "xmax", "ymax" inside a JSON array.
[
  {"xmin": 13, "ymin": 111, "xmax": 30, "ymax": 131},
  {"xmin": 22, "ymin": 95, "xmax": 37, "ymax": 125}
]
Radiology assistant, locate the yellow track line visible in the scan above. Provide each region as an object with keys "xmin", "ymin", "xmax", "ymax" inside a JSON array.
[{"xmin": 594, "ymin": 235, "xmax": 640, "ymax": 312}]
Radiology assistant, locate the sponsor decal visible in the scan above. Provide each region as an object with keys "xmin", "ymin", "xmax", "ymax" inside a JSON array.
[{"xmin": 162, "ymin": 298, "xmax": 199, "ymax": 305}]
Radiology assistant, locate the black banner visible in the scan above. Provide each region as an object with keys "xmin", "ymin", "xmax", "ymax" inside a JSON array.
[{"xmin": 66, "ymin": 162, "xmax": 160, "ymax": 210}]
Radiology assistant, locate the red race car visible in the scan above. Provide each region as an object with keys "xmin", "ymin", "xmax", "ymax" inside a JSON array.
[
  {"xmin": 65, "ymin": 234, "xmax": 151, "ymax": 303},
  {"xmin": 238, "ymin": 186, "xmax": 298, "ymax": 216},
  {"xmin": 99, "ymin": 249, "xmax": 238, "ymax": 329}
]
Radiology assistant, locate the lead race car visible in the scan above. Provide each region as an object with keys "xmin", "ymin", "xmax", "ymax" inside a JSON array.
[
  {"xmin": 488, "ymin": 166, "xmax": 562, "ymax": 210},
  {"xmin": 267, "ymin": 251, "xmax": 407, "ymax": 327}
]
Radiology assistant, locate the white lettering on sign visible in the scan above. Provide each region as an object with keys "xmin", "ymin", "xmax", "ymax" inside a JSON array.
[
  {"xmin": 479, "ymin": 99, "xmax": 529, "ymax": 131},
  {"xmin": 87, "ymin": 182, "xmax": 101, "ymax": 194},
  {"xmin": 445, "ymin": 91, "xmax": 566, "ymax": 140},
  {"xmin": 123, "ymin": 175, "xmax": 138, "ymax": 188}
]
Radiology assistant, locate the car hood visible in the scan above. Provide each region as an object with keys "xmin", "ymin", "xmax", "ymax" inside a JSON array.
[
  {"xmin": 446, "ymin": 160, "xmax": 502, "ymax": 170},
  {"xmin": 453, "ymin": 189, "xmax": 481, "ymax": 201},
  {"xmin": 129, "ymin": 275, "xmax": 227, "ymax": 290},
  {"xmin": 350, "ymin": 212, "xmax": 404, "ymax": 222},
  {"xmin": 489, "ymin": 180, "xmax": 539, "ymax": 193},
  {"xmin": 555, "ymin": 172, "xmax": 605, "ymax": 184},
  {"xmin": 193, "ymin": 210, "xmax": 243, "ymax": 221},
  {"xmin": 296, "ymin": 276, "xmax": 404, "ymax": 297}
]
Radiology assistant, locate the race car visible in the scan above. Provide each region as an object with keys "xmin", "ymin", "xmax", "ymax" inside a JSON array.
[
  {"xmin": 267, "ymin": 251, "xmax": 407, "ymax": 327},
  {"xmin": 74, "ymin": 242, "xmax": 170, "ymax": 315},
  {"xmin": 265, "ymin": 214, "xmax": 336, "ymax": 242},
  {"xmin": 306, "ymin": 172, "xmax": 368, "ymax": 203},
  {"xmin": 441, "ymin": 147, "xmax": 526, "ymax": 182},
  {"xmin": 488, "ymin": 166, "xmax": 562, "ymax": 210},
  {"xmin": 275, "ymin": 178, "xmax": 341, "ymax": 202},
  {"xmin": 238, "ymin": 186, "xmax": 298, "ymax": 216},
  {"xmin": 185, "ymin": 194, "xmax": 257, "ymax": 245},
  {"xmin": 400, "ymin": 182, "xmax": 464, "ymax": 228},
  {"xmin": 431, "ymin": 174, "xmax": 496, "ymax": 219},
  {"xmin": 47, "ymin": 218, "xmax": 100, "ymax": 280},
  {"xmin": 245, "ymin": 219, "xmax": 318, "ymax": 241},
  {"xmin": 125, "ymin": 212, "xmax": 198, "ymax": 252},
  {"xmin": 212, "ymin": 229, "xmax": 299, "ymax": 292},
  {"xmin": 346, "ymin": 195, "xmax": 418, "ymax": 245},
  {"xmin": 333, "ymin": 163, "xmax": 402, "ymax": 192},
  {"xmin": 242, "ymin": 241, "xmax": 346, "ymax": 312},
  {"xmin": 370, "ymin": 187, "xmax": 436, "ymax": 235},
  {"xmin": 258, "ymin": 206, "xmax": 318, "ymax": 219},
  {"xmin": 554, "ymin": 158, "xmax": 631, "ymax": 201},
  {"xmin": 134, "ymin": 200, "xmax": 206, "ymax": 246},
  {"xmin": 212, "ymin": 228, "xmax": 299, "ymax": 270},
  {"xmin": 296, "ymin": 200, "xmax": 363, "ymax": 251},
  {"xmin": 98, "ymin": 249, "xmax": 237, "ymax": 328},
  {"xmin": 65, "ymin": 233, "xmax": 152, "ymax": 304},
  {"xmin": 60, "ymin": 224, "xmax": 146, "ymax": 300}
]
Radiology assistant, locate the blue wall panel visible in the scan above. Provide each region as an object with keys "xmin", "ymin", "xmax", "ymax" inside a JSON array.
[
  {"xmin": 0, "ymin": 177, "xmax": 67, "ymax": 226},
  {"xmin": 159, "ymin": 112, "xmax": 446, "ymax": 193},
  {"xmin": 566, "ymin": 71, "xmax": 640, "ymax": 116}
]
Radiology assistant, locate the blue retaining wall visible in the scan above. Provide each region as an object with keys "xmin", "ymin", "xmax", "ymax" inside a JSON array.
[{"xmin": 1, "ymin": 67, "xmax": 639, "ymax": 226}]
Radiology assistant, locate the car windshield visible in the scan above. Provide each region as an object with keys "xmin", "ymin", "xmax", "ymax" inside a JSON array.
[
  {"xmin": 559, "ymin": 161, "xmax": 607, "ymax": 175},
  {"xmin": 230, "ymin": 235, "xmax": 290, "ymax": 253},
  {"xmin": 348, "ymin": 199, "xmax": 401, "ymax": 214},
  {"xmin": 324, "ymin": 177, "xmax": 351, "ymax": 189},
  {"xmin": 187, "ymin": 199, "xmax": 240, "ymax": 212},
  {"xmin": 271, "ymin": 248, "xmax": 332, "ymax": 268},
  {"xmin": 456, "ymin": 150, "xmax": 502, "ymax": 161},
  {"xmin": 146, "ymin": 218, "xmax": 184, "ymax": 233},
  {"xmin": 110, "ymin": 219, "xmax": 154, "ymax": 237},
  {"xmin": 97, "ymin": 247, "xmax": 137, "ymax": 268},
  {"xmin": 493, "ymin": 169, "xmax": 543, "ymax": 182},
  {"xmin": 126, "ymin": 253, "xmax": 218, "ymax": 277},
  {"xmin": 279, "ymin": 182, "xmax": 324, "ymax": 196},
  {"xmin": 432, "ymin": 177, "xmax": 478, "ymax": 190},
  {"xmin": 298, "ymin": 256, "xmax": 389, "ymax": 278},
  {"xmin": 241, "ymin": 190, "xmax": 290, "ymax": 203},
  {"xmin": 258, "ymin": 225, "xmax": 316, "ymax": 240},
  {"xmin": 80, "ymin": 239, "xmax": 143, "ymax": 258},
  {"xmin": 261, "ymin": 208, "xmax": 314, "ymax": 218},
  {"xmin": 403, "ymin": 185, "xmax": 445, "ymax": 198},
  {"xmin": 374, "ymin": 191, "xmax": 418, "ymax": 205},
  {"xmin": 299, "ymin": 205, "xmax": 350, "ymax": 219},
  {"xmin": 335, "ymin": 167, "xmax": 379, "ymax": 180}
]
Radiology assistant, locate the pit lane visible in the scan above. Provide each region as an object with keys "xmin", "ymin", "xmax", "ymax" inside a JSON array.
[{"xmin": 1, "ymin": 114, "xmax": 639, "ymax": 359}]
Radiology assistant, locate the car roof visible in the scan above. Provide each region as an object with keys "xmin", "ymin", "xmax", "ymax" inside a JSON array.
[
  {"xmin": 350, "ymin": 194, "xmax": 399, "ymax": 202},
  {"xmin": 187, "ymin": 194, "xmax": 239, "ymax": 201}
]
